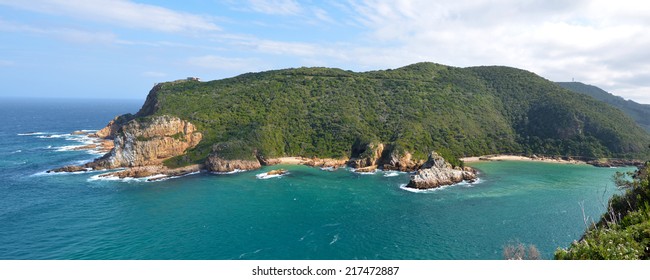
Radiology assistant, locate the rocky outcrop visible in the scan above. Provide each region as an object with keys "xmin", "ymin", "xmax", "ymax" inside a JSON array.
[
  {"xmin": 49, "ymin": 115, "xmax": 202, "ymax": 173},
  {"xmin": 587, "ymin": 159, "xmax": 645, "ymax": 168},
  {"xmin": 406, "ymin": 151, "xmax": 477, "ymax": 189},
  {"xmin": 205, "ymin": 154, "xmax": 261, "ymax": 173},
  {"xmin": 47, "ymin": 165, "xmax": 88, "ymax": 173},
  {"xmin": 267, "ymin": 169, "xmax": 288, "ymax": 176},
  {"xmin": 90, "ymin": 115, "xmax": 202, "ymax": 169},
  {"xmin": 97, "ymin": 164, "xmax": 202, "ymax": 181},
  {"xmin": 92, "ymin": 114, "xmax": 134, "ymax": 139},
  {"xmin": 382, "ymin": 149, "xmax": 424, "ymax": 171},
  {"xmin": 355, "ymin": 166, "xmax": 377, "ymax": 173},
  {"xmin": 350, "ymin": 142, "xmax": 385, "ymax": 168}
]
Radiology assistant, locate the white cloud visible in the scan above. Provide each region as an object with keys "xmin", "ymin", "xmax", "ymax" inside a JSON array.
[
  {"xmin": 0, "ymin": 19, "xmax": 119, "ymax": 44},
  {"xmin": 246, "ymin": 0, "xmax": 302, "ymax": 15},
  {"xmin": 0, "ymin": 0, "xmax": 220, "ymax": 33},
  {"xmin": 334, "ymin": 0, "xmax": 650, "ymax": 103}
]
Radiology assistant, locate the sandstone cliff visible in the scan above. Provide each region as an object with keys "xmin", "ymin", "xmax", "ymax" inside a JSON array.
[
  {"xmin": 406, "ymin": 151, "xmax": 477, "ymax": 189},
  {"xmin": 382, "ymin": 149, "xmax": 425, "ymax": 171},
  {"xmin": 92, "ymin": 115, "xmax": 202, "ymax": 169},
  {"xmin": 350, "ymin": 142, "xmax": 385, "ymax": 168},
  {"xmin": 92, "ymin": 114, "xmax": 134, "ymax": 139}
]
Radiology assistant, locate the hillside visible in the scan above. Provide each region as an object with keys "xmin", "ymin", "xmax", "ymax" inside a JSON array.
[
  {"xmin": 555, "ymin": 162, "xmax": 650, "ymax": 259},
  {"xmin": 557, "ymin": 82, "xmax": 650, "ymax": 132},
  {"xmin": 126, "ymin": 62, "xmax": 650, "ymax": 168}
]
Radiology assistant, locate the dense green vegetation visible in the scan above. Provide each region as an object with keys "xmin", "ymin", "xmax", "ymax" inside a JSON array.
[
  {"xmin": 558, "ymin": 82, "xmax": 650, "ymax": 132},
  {"xmin": 129, "ymin": 62, "xmax": 650, "ymax": 167},
  {"xmin": 555, "ymin": 162, "xmax": 650, "ymax": 259}
]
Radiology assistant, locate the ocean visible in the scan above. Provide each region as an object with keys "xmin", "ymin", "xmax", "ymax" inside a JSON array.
[{"xmin": 0, "ymin": 98, "xmax": 632, "ymax": 260}]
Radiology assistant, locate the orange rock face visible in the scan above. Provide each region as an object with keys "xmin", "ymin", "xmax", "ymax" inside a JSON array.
[{"xmin": 95, "ymin": 115, "xmax": 202, "ymax": 169}]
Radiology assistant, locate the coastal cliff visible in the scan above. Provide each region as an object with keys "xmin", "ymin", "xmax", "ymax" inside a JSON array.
[
  {"xmin": 205, "ymin": 155, "xmax": 261, "ymax": 173},
  {"xmin": 49, "ymin": 115, "xmax": 202, "ymax": 175},
  {"xmin": 93, "ymin": 115, "xmax": 202, "ymax": 169},
  {"xmin": 92, "ymin": 113, "xmax": 134, "ymax": 139},
  {"xmin": 48, "ymin": 62, "xmax": 650, "ymax": 185}
]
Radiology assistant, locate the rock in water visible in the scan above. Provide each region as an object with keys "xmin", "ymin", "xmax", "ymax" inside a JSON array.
[
  {"xmin": 47, "ymin": 165, "xmax": 88, "ymax": 173},
  {"xmin": 406, "ymin": 151, "xmax": 477, "ymax": 189},
  {"xmin": 267, "ymin": 169, "xmax": 288, "ymax": 175}
]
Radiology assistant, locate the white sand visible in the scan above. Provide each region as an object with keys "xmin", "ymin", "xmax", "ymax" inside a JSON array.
[{"xmin": 460, "ymin": 155, "xmax": 585, "ymax": 164}]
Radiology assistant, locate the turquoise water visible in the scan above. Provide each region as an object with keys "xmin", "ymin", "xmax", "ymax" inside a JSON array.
[{"xmin": 0, "ymin": 98, "xmax": 633, "ymax": 259}]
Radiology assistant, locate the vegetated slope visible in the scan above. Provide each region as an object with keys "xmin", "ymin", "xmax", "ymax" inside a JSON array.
[
  {"xmin": 557, "ymin": 82, "xmax": 650, "ymax": 132},
  {"xmin": 555, "ymin": 162, "xmax": 650, "ymax": 260},
  {"xmin": 131, "ymin": 62, "xmax": 650, "ymax": 168}
]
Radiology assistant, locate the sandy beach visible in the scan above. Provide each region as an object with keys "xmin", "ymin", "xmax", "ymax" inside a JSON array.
[
  {"xmin": 460, "ymin": 155, "xmax": 585, "ymax": 164},
  {"xmin": 272, "ymin": 157, "xmax": 308, "ymax": 164}
]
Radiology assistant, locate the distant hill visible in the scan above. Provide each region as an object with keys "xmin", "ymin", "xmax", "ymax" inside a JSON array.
[
  {"xmin": 557, "ymin": 82, "xmax": 650, "ymax": 132},
  {"xmin": 128, "ymin": 63, "xmax": 650, "ymax": 167}
]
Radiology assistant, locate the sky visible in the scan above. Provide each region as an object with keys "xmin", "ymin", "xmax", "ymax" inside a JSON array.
[{"xmin": 0, "ymin": 0, "xmax": 649, "ymax": 103}]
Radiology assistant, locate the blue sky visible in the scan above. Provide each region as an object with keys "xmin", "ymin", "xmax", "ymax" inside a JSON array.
[{"xmin": 1, "ymin": 0, "xmax": 649, "ymax": 103}]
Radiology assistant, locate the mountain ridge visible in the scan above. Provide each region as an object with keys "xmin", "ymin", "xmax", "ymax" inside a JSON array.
[
  {"xmin": 49, "ymin": 62, "xmax": 650, "ymax": 185},
  {"xmin": 136, "ymin": 62, "xmax": 649, "ymax": 168},
  {"xmin": 557, "ymin": 81, "xmax": 650, "ymax": 132}
]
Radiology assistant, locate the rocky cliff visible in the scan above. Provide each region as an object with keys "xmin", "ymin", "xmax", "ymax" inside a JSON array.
[
  {"xmin": 92, "ymin": 113, "xmax": 134, "ymax": 139},
  {"xmin": 406, "ymin": 152, "xmax": 477, "ymax": 189},
  {"xmin": 350, "ymin": 142, "xmax": 385, "ymax": 168},
  {"xmin": 94, "ymin": 115, "xmax": 202, "ymax": 169},
  {"xmin": 47, "ymin": 115, "xmax": 203, "ymax": 174},
  {"xmin": 382, "ymin": 149, "xmax": 425, "ymax": 172},
  {"xmin": 205, "ymin": 155, "xmax": 261, "ymax": 173}
]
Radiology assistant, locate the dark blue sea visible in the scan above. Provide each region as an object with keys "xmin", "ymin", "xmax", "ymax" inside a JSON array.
[{"xmin": 0, "ymin": 98, "xmax": 631, "ymax": 259}]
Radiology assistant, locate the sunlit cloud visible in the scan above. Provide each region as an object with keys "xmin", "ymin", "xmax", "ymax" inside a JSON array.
[{"xmin": 0, "ymin": 0, "xmax": 220, "ymax": 33}]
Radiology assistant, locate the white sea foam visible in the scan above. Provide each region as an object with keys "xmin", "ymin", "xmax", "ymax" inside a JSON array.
[
  {"xmin": 256, "ymin": 172, "xmax": 287, "ymax": 179},
  {"xmin": 383, "ymin": 171, "xmax": 404, "ymax": 177},
  {"xmin": 87, "ymin": 171, "xmax": 200, "ymax": 183},
  {"xmin": 72, "ymin": 159, "xmax": 93, "ymax": 166},
  {"xmin": 88, "ymin": 173, "xmax": 146, "ymax": 182},
  {"xmin": 17, "ymin": 132, "xmax": 47, "ymax": 136},
  {"xmin": 31, "ymin": 169, "xmax": 90, "ymax": 177},
  {"xmin": 320, "ymin": 166, "xmax": 335, "ymax": 171},
  {"xmin": 37, "ymin": 134, "xmax": 69, "ymax": 139},
  {"xmin": 321, "ymin": 223, "xmax": 341, "ymax": 227},
  {"xmin": 149, "ymin": 171, "xmax": 201, "ymax": 182},
  {"xmin": 11, "ymin": 150, "xmax": 22, "ymax": 153},
  {"xmin": 458, "ymin": 178, "xmax": 483, "ymax": 187},
  {"xmin": 55, "ymin": 145, "xmax": 86, "ymax": 152},
  {"xmin": 350, "ymin": 168, "xmax": 378, "ymax": 175},
  {"xmin": 212, "ymin": 169, "xmax": 245, "ymax": 175},
  {"xmin": 238, "ymin": 248, "xmax": 263, "ymax": 259},
  {"xmin": 399, "ymin": 184, "xmax": 442, "ymax": 193},
  {"xmin": 399, "ymin": 178, "xmax": 483, "ymax": 193},
  {"xmin": 329, "ymin": 234, "xmax": 340, "ymax": 245}
]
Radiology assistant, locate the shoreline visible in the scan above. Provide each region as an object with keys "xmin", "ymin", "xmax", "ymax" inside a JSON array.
[{"xmin": 460, "ymin": 154, "xmax": 586, "ymax": 165}]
